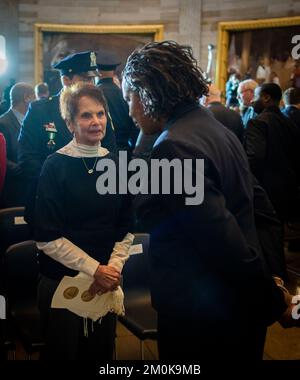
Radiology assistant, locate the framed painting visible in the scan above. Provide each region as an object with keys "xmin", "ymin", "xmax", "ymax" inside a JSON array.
[
  {"xmin": 215, "ymin": 16, "xmax": 300, "ymax": 94},
  {"xmin": 34, "ymin": 23, "xmax": 164, "ymax": 94}
]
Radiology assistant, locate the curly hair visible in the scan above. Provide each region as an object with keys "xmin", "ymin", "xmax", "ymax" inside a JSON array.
[
  {"xmin": 122, "ymin": 40, "xmax": 208, "ymax": 119},
  {"xmin": 60, "ymin": 82, "xmax": 108, "ymax": 124}
]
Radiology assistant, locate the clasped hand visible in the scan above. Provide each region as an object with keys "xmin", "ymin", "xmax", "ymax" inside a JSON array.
[{"xmin": 89, "ymin": 264, "xmax": 120, "ymax": 296}]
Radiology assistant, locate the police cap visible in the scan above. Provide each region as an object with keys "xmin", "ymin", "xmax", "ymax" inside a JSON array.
[
  {"xmin": 97, "ymin": 50, "xmax": 121, "ymax": 71},
  {"xmin": 53, "ymin": 51, "xmax": 98, "ymax": 76}
]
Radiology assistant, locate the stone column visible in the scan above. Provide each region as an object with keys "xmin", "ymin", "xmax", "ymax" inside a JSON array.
[{"xmin": 178, "ymin": 0, "xmax": 202, "ymax": 64}]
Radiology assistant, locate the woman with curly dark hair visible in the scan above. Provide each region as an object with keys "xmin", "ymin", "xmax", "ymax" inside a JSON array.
[{"xmin": 122, "ymin": 41, "xmax": 288, "ymax": 361}]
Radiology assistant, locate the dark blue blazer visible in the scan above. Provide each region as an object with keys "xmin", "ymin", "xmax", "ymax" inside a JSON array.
[
  {"xmin": 282, "ymin": 105, "xmax": 300, "ymax": 128},
  {"xmin": 134, "ymin": 102, "xmax": 285, "ymax": 326}
]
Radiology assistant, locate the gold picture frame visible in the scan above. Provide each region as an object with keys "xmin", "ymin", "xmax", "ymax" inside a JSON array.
[
  {"xmin": 34, "ymin": 23, "xmax": 164, "ymax": 84},
  {"xmin": 215, "ymin": 16, "xmax": 300, "ymax": 94}
]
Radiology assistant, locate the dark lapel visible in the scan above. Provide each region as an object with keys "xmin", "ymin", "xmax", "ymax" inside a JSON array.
[{"xmin": 7, "ymin": 109, "xmax": 21, "ymax": 134}]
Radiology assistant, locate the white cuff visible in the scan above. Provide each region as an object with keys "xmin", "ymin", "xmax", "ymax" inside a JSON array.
[
  {"xmin": 108, "ymin": 233, "xmax": 135, "ymax": 272},
  {"xmin": 37, "ymin": 237, "xmax": 100, "ymax": 277}
]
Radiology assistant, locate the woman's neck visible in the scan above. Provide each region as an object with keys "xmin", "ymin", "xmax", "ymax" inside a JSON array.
[{"xmin": 73, "ymin": 138, "xmax": 101, "ymax": 157}]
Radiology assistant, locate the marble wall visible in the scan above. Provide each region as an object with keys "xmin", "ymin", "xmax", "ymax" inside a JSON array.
[{"xmin": 0, "ymin": 0, "xmax": 300, "ymax": 86}]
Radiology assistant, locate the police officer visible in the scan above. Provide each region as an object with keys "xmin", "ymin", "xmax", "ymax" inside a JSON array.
[
  {"xmin": 96, "ymin": 50, "xmax": 138, "ymax": 156},
  {"xmin": 18, "ymin": 50, "xmax": 117, "ymax": 180}
]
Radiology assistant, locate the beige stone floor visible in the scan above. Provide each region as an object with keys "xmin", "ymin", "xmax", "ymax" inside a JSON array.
[
  {"xmin": 116, "ymin": 246, "xmax": 300, "ymax": 361},
  {"xmin": 116, "ymin": 317, "xmax": 300, "ymax": 361},
  {"xmin": 115, "ymin": 323, "xmax": 158, "ymax": 360},
  {"xmin": 263, "ymin": 248, "xmax": 300, "ymax": 361}
]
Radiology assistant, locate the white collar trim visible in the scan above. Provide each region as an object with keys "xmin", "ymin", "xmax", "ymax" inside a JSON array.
[{"xmin": 57, "ymin": 138, "xmax": 109, "ymax": 158}]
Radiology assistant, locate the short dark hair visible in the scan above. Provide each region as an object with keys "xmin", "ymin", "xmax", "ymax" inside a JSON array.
[
  {"xmin": 282, "ymin": 87, "xmax": 300, "ymax": 106},
  {"xmin": 60, "ymin": 82, "xmax": 108, "ymax": 124},
  {"xmin": 10, "ymin": 82, "xmax": 35, "ymax": 107},
  {"xmin": 35, "ymin": 82, "xmax": 49, "ymax": 97},
  {"xmin": 122, "ymin": 40, "xmax": 208, "ymax": 119},
  {"xmin": 260, "ymin": 83, "xmax": 282, "ymax": 102}
]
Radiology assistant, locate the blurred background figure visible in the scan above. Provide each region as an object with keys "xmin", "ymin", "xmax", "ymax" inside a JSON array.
[
  {"xmin": 237, "ymin": 79, "xmax": 258, "ymax": 127},
  {"xmin": 225, "ymin": 72, "xmax": 240, "ymax": 110},
  {"xmin": 203, "ymin": 84, "xmax": 244, "ymax": 143},
  {"xmin": 34, "ymin": 82, "xmax": 50, "ymax": 101},
  {"xmin": 243, "ymin": 67, "xmax": 253, "ymax": 80},
  {"xmin": 0, "ymin": 78, "xmax": 16, "ymax": 116},
  {"xmin": 269, "ymin": 71, "xmax": 280, "ymax": 86},
  {"xmin": 0, "ymin": 82, "xmax": 35, "ymax": 207},
  {"xmin": 290, "ymin": 61, "xmax": 300, "ymax": 89},
  {"xmin": 96, "ymin": 49, "xmax": 139, "ymax": 157},
  {"xmin": 245, "ymin": 83, "xmax": 300, "ymax": 223},
  {"xmin": 256, "ymin": 57, "xmax": 271, "ymax": 85},
  {"xmin": 282, "ymin": 87, "xmax": 300, "ymax": 128}
]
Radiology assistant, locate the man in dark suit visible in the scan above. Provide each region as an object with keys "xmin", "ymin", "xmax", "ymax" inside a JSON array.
[
  {"xmin": 202, "ymin": 83, "xmax": 244, "ymax": 143},
  {"xmin": 96, "ymin": 50, "xmax": 139, "ymax": 156},
  {"xmin": 34, "ymin": 82, "xmax": 50, "ymax": 101},
  {"xmin": 245, "ymin": 83, "xmax": 300, "ymax": 223},
  {"xmin": 122, "ymin": 41, "xmax": 292, "ymax": 361},
  {"xmin": 18, "ymin": 51, "xmax": 117, "ymax": 181},
  {"xmin": 0, "ymin": 82, "xmax": 35, "ymax": 207},
  {"xmin": 282, "ymin": 87, "xmax": 300, "ymax": 128}
]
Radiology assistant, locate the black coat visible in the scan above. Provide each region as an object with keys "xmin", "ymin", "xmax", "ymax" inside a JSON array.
[
  {"xmin": 252, "ymin": 176, "xmax": 287, "ymax": 280},
  {"xmin": 245, "ymin": 106, "xmax": 300, "ymax": 220},
  {"xmin": 207, "ymin": 101, "xmax": 244, "ymax": 143},
  {"xmin": 207, "ymin": 104, "xmax": 287, "ymax": 279},
  {"xmin": 0, "ymin": 109, "xmax": 27, "ymax": 206},
  {"xmin": 0, "ymin": 109, "xmax": 21, "ymax": 168},
  {"xmin": 282, "ymin": 105, "xmax": 300, "ymax": 128},
  {"xmin": 135, "ymin": 102, "xmax": 286, "ymax": 327},
  {"xmin": 98, "ymin": 78, "xmax": 139, "ymax": 154},
  {"xmin": 241, "ymin": 106, "xmax": 257, "ymax": 128}
]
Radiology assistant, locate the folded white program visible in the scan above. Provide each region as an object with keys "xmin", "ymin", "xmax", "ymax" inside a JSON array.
[{"xmin": 51, "ymin": 273, "xmax": 125, "ymax": 321}]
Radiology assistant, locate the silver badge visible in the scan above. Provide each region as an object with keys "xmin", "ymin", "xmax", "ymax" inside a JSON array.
[{"xmin": 90, "ymin": 52, "xmax": 97, "ymax": 67}]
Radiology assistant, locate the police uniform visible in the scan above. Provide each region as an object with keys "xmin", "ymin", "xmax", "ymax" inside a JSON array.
[
  {"xmin": 96, "ymin": 50, "xmax": 139, "ymax": 155},
  {"xmin": 18, "ymin": 51, "xmax": 117, "ymax": 180}
]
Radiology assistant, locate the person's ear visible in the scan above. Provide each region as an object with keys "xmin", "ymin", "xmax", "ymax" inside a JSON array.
[
  {"xmin": 23, "ymin": 93, "xmax": 35, "ymax": 104},
  {"xmin": 262, "ymin": 93, "xmax": 271, "ymax": 103},
  {"xmin": 62, "ymin": 75, "xmax": 72, "ymax": 87}
]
